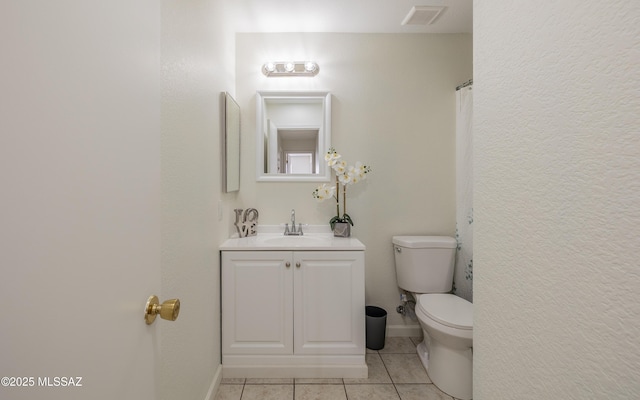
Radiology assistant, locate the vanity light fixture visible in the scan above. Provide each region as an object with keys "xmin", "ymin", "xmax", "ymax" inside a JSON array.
[{"xmin": 262, "ymin": 61, "xmax": 319, "ymax": 77}]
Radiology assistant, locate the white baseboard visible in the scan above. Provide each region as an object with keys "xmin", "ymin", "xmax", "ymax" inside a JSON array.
[
  {"xmin": 222, "ymin": 363, "xmax": 368, "ymax": 379},
  {"xmin": 204, "ymin": 364, "xmax": 223, "ymax": 400},
  {"xmin": 221, "ymin": 354, "xmax": 367, "ymax": 379},
  {"xmin": 387, "ymin": 324, "xmax": 422, "ymax": 338}
]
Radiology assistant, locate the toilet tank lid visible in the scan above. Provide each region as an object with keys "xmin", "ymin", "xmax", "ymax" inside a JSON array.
[{"xmin": 392, "ymin": 236, "xmax": 457, "ymax": 249}]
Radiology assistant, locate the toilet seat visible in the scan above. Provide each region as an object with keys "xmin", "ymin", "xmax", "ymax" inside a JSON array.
[{"xmin": 417, "ymin": 293, "xmax": 472, "ymax": 330}]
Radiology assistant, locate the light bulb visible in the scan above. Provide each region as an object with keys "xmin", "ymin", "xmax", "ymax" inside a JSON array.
[
  {"xmin": 284, "ymin": 62, "xmax": 295, "ymax": 72},
  {"xmin": 304, "ymin": 62, "xmax": 317, "ymax": 72},
  {"xmin": 264, "ymin": 62, "xmax": 276, "ymax": 72}
]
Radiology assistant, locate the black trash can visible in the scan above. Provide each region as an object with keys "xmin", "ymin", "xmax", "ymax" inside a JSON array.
[{"xmin": 365, "ymin": 306, "xmax": 387, "ymax": 350}]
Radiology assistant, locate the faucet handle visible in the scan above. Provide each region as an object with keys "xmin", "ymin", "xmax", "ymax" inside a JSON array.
[
  {"xmin": 298, "ymin": 223, "xmax": 304, "ymax": 235},
  {"xmin": 284, "ymin": 223, "xmax": 290, "ymax": 234}
]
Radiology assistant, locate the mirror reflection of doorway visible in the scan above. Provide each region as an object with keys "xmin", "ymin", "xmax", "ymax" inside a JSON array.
[
  {"xmin": 286, "ymin": 153, "xmax": 313, "ymax": 174},
  {"xmin": 274, "ymin": 128, "xmax": 319, "ymax": 174}
]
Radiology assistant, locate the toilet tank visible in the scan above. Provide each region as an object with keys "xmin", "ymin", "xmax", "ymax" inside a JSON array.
[{"xmin": 392, "ymin": 236, "xmax": 457, "ymax": 294}]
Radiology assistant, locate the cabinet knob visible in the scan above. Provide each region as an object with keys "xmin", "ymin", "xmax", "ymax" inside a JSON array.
[
  {"xmin": 286, "ymin": 262, "xmax": 291, "ymax": 268},
  {"xmin": 296, "ymin": 262, "xmax": 301, "ymax": 268}
]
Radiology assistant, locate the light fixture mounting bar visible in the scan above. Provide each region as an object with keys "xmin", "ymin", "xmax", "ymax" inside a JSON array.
[{"xmin": 262, "ymin": 61, "xmax": 319, "ymax": 77}]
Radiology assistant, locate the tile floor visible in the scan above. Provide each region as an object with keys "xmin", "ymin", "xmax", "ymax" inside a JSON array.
[{"xmin": 215, "ymin": 337, "xmax": 462, "ymax": 400}]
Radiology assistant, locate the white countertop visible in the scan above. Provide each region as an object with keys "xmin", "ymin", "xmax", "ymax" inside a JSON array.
[{"xmin": 219, "ymin": 225, "xmax": 365, "ymax": 251}]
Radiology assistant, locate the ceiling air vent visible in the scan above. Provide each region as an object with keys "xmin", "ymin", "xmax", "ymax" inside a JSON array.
[{"xmin": 401, "ymin": 6, "xmax": 446, "ymax": 26}]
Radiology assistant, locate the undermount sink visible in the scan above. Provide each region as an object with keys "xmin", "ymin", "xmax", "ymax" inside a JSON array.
[{"xmin": 219, "ymin": 225, "xmax": 365, "ymax": 251}]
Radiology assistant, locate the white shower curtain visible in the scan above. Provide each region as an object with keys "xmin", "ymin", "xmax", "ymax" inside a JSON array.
[{"xmin": 455, "ymin": 85, "xmax": 473, "ymax": 302}]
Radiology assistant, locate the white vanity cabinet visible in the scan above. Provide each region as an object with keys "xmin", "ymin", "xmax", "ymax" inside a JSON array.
[{"xmin": 220, "ymin": 247, "xmax": 366, "ymax": 378}]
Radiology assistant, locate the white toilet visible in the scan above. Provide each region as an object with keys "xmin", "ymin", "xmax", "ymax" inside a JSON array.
[{"xmin": 392, "ymin": 236, "xmax": 473, "ymax": 400}]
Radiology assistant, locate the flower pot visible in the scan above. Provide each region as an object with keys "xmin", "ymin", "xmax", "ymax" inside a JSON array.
[{"xmin": 333, "ymin": 222, "xmax": 351, "ymax": 237}]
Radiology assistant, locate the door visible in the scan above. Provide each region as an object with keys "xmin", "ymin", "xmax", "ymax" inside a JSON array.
[
  {"xmin": 221, "ymin": 251, "xmax": 293, "ymax": 355},
  {"xmin": 0, "ymin": 1, "xmax": 162, "ymax": 399},
  {"xmin": 286, "ymin": 153, "xmax": 314, "ymax": 174},
  {"xmin": 293, "ymin": 251, "xmax": 365, "ymax": 355}
]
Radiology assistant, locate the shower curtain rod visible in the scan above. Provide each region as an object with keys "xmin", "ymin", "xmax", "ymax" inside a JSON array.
[{"xmin": 456, "ymin": 79, "xmax": 473, "ymax": 91}]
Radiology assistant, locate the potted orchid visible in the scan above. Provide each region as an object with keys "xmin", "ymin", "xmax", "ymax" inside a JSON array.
[{"xmin": 312, "ymin": 148, "xmax": 372, "ymax": 237}]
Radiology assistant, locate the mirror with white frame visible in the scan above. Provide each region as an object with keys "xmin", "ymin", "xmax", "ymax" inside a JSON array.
[{"xmin": 256, "ymin": 91, "xmax": 331, "ymax": 182}]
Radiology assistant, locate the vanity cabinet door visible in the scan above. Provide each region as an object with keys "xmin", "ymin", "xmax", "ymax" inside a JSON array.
[
  {"xmin": 293, "ymin": 251, "xmax": 365, "ymax": 355},
  {"xmin": 222, "ymin": 251, "xmax": 293, "ymax": 355}
]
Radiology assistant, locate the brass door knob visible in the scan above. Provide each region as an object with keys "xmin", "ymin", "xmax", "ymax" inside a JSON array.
[{"xmin": 144, "ymin": 295, "xmax": 180, "ymax": 325}]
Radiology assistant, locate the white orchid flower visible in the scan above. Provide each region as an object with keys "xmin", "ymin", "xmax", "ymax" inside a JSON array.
[
  {"xmin": 346, "ymin": 166, "xmax": 361, "ymax": 184},
  {"xmin": 332, "ymin": 160, "xmax": 347, "ymax": 174},
  {"xmin": 324, "ymin": 150, "xmax": 341, "ymax": 167},
  {"xmin": 354, "ymin": 162, "xmax": 368, "ymax": 180},
  {"xmin": 338, "ymin": 172, "xmax": 352, "ymax": 185},
  {"xmin": 313, "ymin": 184, "xmax": 335, "ymax": 202}
]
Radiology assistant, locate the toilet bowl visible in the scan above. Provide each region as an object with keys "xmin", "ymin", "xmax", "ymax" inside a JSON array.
[
  {"xmin": 415, "ymin": 293, "xmax": 472, "ymax": 400},
  {"xmin": 391, "ymin": 236, "xmax": 473, "ymax": 400}
]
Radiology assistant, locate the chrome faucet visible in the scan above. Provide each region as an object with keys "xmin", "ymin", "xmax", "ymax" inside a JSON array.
[{"xmin": 284, "ymin": 209, "xmax": 303, "ymax": 236}]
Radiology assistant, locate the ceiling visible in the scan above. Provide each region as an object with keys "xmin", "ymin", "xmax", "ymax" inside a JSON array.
[{"xmin": 228, "ymin": 0, "xmax": 472, "ymax": 33}]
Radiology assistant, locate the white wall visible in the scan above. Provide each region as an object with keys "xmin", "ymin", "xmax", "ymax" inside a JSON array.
[
  {"xmin": 160, "ymin": 1, "xmax": 237, "ymax": 399},
  {"xmin": 475, "ymin": 1, "xmax": 640, "ymax": 398},
  {"xmin": 236, "ymin": 33, "xmax": 472, "ymax": 329}
]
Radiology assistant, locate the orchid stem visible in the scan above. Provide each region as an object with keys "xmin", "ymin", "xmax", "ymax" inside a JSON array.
[
  {"xmin": 343, "ymin": 185, "xmax": 347, "ymax": 218},
  {"xmin": 335, "ymin": 173, "xmax": 341, "ymax": 219}
]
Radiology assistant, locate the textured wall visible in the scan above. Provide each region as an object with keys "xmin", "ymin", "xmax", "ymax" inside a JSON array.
[
  {"xmin": 474, "ymin": 1, "xmax": 640, "ymax": 398},
  {"xmin": 235, "ymin": 33, "xmax": 472, "ymax": 329}
]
